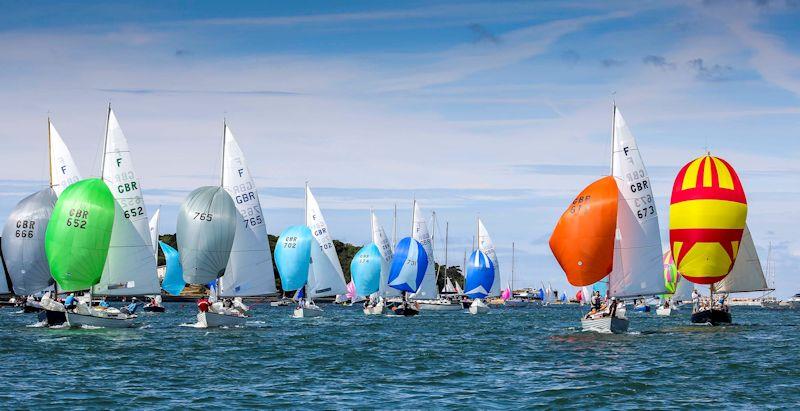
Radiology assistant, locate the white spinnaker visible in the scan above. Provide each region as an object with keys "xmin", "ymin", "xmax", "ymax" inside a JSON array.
[
  {"xmin": 95, "ymin": 108, "xmax": 159, "ymax": 296},
  {"xmin": 49, "ymin": 121, "xmax": 82, "ymax": 197},
  {"xmin": 372, "ymin": 212, "xmax": 399, "ymax": 297},
  {"xmin": 478, "ymin": 219, "xmax": 500, "ymax": 297},
  {"xmin": 149, "ymin": 209, "xmax": 160, "ymax": 259},
  {"xmin": 220, "ymin": 126, "xmax": 277, "ymax": 296},
  {"xmin": 305, "ymin": 186, "xmax": 347, "ymax": 298},
  {"xmin": 410, "ymin": 201, "xmax": 438, "ymax": 299},
  {"xmin": 609, "ymin": 107, "xmax": 667, "ymax": 298},
  {"xmin": 715, "ymin": 224, "xmax": 770, "ymax": 294},
  {"xmin": 672, "ymin": 275, "xmax": 693, "ymax": 302}
]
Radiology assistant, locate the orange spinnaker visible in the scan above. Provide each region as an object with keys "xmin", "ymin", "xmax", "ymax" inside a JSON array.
[{"xmin": 549, "ymin": 176, "xmax": 619, "ymax": 287}]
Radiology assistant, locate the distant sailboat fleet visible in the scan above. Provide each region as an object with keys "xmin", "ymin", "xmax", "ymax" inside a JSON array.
[{"xmin": 0, "ymin": 104, "xmax": 785, "ymax": 331}]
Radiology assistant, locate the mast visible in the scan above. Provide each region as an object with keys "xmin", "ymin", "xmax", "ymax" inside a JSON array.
[
  {"xmin": 100, "ymin": 103, "xmax": 111, "ymax": 177},
  {"xmin": 303, "ymin": 181, "xmax": 309, "ymax": 301},
  {"xmin": 370, "ymin": 207, "xmax": 374, "ymax": 240},
  {"xmin": 431, "ymin": 211, "xmax": 437, "ymax": 288},
  {"xmin": 392, "ymin": 203, "xmax": 397, "ymax": 248},
  {"xmin": 47, "ymin": 117, "xmax": 53, "ymax": 187},
  {"xmin": 610, "ymin": 101, "xmax": 616, "ymax": 176},
  {"xmin": 220, "ymin": 119, "xmax": 227, "ymax": 187},
  {"xmin": 410, "ymin": 198, "xmax": 415, "ymax": 236},
  {"xmin": 443, "ymin": 222, "xmax": 449, "ymax": 284},
  {"xmin": 511, "ymin": 242, "xmax": 515, "ymax": 291}
]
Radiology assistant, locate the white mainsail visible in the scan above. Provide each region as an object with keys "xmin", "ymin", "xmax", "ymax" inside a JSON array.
[
  {"xmin": 149, "ymin": 208, "xmax": 160, "ymax": 259},
  {"xmin": 372, "ymin": 212, "xmax": 399, "ymax": 297},
  {"xmin": 672, "ymin": 275, "xmax": 693, "ymax": 302},
  {"xmin": 410, "ymin": 201, "xmax": 438, "ymax": 299},
  {"xmin": 478, "ymin": 219, "xmax": 501, "ymax": 297},
  {"xmin": 219, "ymin": 125, "xmax": 277, "ymax": 296},
  {"xmin": 609, "ymin": 107, "xmax": 667, "ymax": 298},
  {"xmin": 94, "ymin": 108, "xmax": 160, "ymax": 295},
  {"xmin": 715, "ymin": 224, "xmax": 770, "ymax": 294},
  {"xmin": 49, "ymin": 121, "xmax": 82, "ymax": 197},
  {"xmin": 305, "ymin": 186, "xmax": 347, "ymax": 298}
]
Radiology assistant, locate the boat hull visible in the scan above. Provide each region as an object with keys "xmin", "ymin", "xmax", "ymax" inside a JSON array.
[
  {"xmin": 505, "ymin": 299, "xmax": 529, "ymax": 308},
  {"xmin": 197, "ymin": 311, "xmax": 247, "ymax": 328},
  {"xmin": 363, "ymin": 301, "xmax": 385, "ymax": 315},
  {"xmin": 66, "ymin": 312, "xmax": 138, "ymax": 328},
  {"xmin": 142, "ymin": 305, "xmax": 165, "ymax": 313},
  {"xmin": 469, "ymin": 299, "xmax": 490, "ymax": 315},
  {"xmin": 293, "ymin": 306, "xmax": 323, "ymax": 318},
  {"xmin": 39, "ymin": 309, "xmax": 67, "ymax": 326},
  {"xmin": 656, "ymin": 307, "xmax": 672, "ymax": 316},
  {"xmin": 633, "ymin": 305, "xmax": 651, "ymax": 313},
  {"xmin": 416, "ymin": 300, "xmax": 462, "ymax": 311},
  {"xmin": 691, "ymin": 308, "xmax": 731, "ymax": 325},
  {"xmin": 581, "ymin": 316, "xmax": 630, "ymax": 334}
]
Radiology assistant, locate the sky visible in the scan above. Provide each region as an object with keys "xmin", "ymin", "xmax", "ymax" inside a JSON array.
[{"xmin": 1, "ymin": 0, "xmax": 799, "ymax": 296}]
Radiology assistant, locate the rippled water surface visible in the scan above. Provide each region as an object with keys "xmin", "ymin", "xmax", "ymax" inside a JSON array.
[{"xmin": 1, "ymin": 303, "xmax": 799, "ymax": 409}]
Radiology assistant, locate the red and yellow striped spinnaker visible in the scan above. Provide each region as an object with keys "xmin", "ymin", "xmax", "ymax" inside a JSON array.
[{"xmin": 669, "ymin": 155, "xmax": 747, "ymax": 284}]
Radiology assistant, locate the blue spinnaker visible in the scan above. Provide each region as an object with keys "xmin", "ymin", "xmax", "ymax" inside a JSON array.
[
  {"xmin": 158, "ymin": 241, "xmax": 186, "ymax": 296},
  {"xmin": 464, "ymin": 250, "xmax": 495, "ymax": 298},
  {"xmin": 350, "ymin": 243, "xmax": 384, "ymax": 298},
  {"xmin": 388, "ymin": 237, "xmax": 428, "ymax": 293},
  {"xmin": 274, "ymin": 225, "xmax": 313, "ymax": 292},
  {"xmin": 538, "ymin": 288, "xmax": 545, "ymax": 300}
]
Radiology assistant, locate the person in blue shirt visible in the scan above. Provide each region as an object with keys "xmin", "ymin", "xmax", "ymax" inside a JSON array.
[
  {"xmin": 64, "ymin": 294, "xmax": 77, "ymax": 310},
  {"xmin": 120, "ymin": 297, "xmax": 141, "ymax": 315},
  {"xmin": 99, "ymin": 297, "xmax": 110, "ymax": 309}
]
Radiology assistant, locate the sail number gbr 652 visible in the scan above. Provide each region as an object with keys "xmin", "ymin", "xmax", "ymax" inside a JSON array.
[{"xmin": 66, "ymin": 208, "xmax": 89, "ymax": 229}]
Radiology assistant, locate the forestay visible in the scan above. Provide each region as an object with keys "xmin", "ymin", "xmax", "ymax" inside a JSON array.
[
  {"xmin": 715, "ymin": 225, "xmax": 770, "ymax": 293},
  {"xmin": 478, "ymin": 219, "xmax": 501, "ymax": 297},
  {"xmin": 149, "ymin": 209, "xmax": 160, "ymax": 258},
  {"xmin": 177, "ymin": 186, "xmax": 238, "ymax": 285},
  {"xmin": 1, "ymin": 189, "xmax": 56, "ymax": 295},
  {"xmin": 410, "ymin": 202, "xmax": 437, "ymax": 299},
  {"xmin": 49, "ymin": 121, "xmax": 82, "ymax": 197},
  {"xmin": 609, "ymin": 107, "xmax": 666, "ymax": 298},
  {"xmin": 220, "ymin": 125, "xmax": 277, "ymax": 296},
  {"xmin": 305, "ymin": 186, "xmax": 347, "ymax": 298},
  {"xmin": 95, "ymin": 109, "xmax": 159, "ymax": 295},
  {"xmin": 371, "ymin": 212, "xmax": 399, "ymax": 297}
]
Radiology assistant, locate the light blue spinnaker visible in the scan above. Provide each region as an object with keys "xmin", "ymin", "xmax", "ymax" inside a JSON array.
[
  {"xmin": 388, "ymin": 237, "xmax": 428, "ymax": 294},
  {"xmin": 464, "ymin": 249, "xmax": 495, "ymax": 298},
  {"xmin": 274, "ymin": 225, "xmax": 313, "ymax": 292},
  {"xmin": 350, "ymin": 243, "xmax": 384, "ymax": 298},
  {"xmin": 158, "ymin": 241, "xmax": 186, "ymax": 296}
]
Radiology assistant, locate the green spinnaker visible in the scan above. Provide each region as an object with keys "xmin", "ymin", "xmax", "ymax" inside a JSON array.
[{"xmin": 45, "ymin": 178, "xmax": 115, "ymax": 291}]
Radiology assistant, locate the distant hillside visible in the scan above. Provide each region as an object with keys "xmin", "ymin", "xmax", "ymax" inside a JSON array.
[{"xmin": 158, "ymin": 234, "xmax": 464, "ymax": 294}]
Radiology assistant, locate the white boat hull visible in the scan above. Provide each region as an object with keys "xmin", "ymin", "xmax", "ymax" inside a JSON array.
[
  {"xmin": 416, "ymin": 299, "xmax": 462, "ymax": 311},
  {"xmin": 66, "ymin": 312, "xmax": 139, "ymax": 328},
  {"xmin": 293, "ymin": 306, "xmax": 323, "ymax": 318},
  {"xmin": 196, "ymin": 311, "xmax": 247, "ymax": 328},
  {"xmin": 469, "ymin": 299, "xmax": 490, "ymax": 315},
  {"xmin": 581, "ymin": 316, "xmax": 629, "ymax": 334},
  {"xmin": 363, "ymin": 301, "xmax": 385, "ymax": 315},
  {"xmin": 656, "ymin": 307, "xmax": 672, "ymax": 316}
]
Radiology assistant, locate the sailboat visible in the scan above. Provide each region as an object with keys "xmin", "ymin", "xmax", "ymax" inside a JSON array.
[
  {"xmin": 656, "ymin": 250, "xmax": 694, "ymax": 316},
  {"xmin": 350, "ymin": 221, "xmax": 386, "ymax": 314},
  {"xmin": 550, "ymin": 105, "xmax": 668, "ymax": 333},
  {"xmin": 63, "ymin": 107, "xmax": 160, "ymax": 328},
  {"xmin": 387, "ymin": 237, "xmax": 427, "ymax": 316},
  {"xmin": 710, "ymin": 225, "xmax": 771, "ymax": 315},
  {"xmin": 504, "ymin": 242, "xmax": 528, "ymax": 307},
  {"xmin": 217, "ymin": 124, "xmax": 278, "ymax": 304},
  {"xmin": 464, "ymin": 248, "xmax": 494, "ymax": 315},
  {"xmin": 275, "ymin": 184, "xmax": 347, "ymax": 318},
  {"xmin": 669, "ymin": 154, "xmax": 750, "ymax": 325},
  {"xmin": 411, "ymin": 203, "xmax": 460, "ymax": 311},
  {"xmin": 477, "ymin": 219, "xmax": 503, "ymax": 307},
  {"xmin": 363, "ymin": 211, "xmax": 397, "ymax": 315},
  {"xmin": 142, "ymin": 208, "xmax": 166, "ymax": 313},
  {"xmin": 4, "ymin": 120, "xmax": 82, "ymax": 326}
]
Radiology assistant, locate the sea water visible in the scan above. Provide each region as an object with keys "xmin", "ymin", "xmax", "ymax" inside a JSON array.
[{"xmin": 1, "ymin": 303, "xmax": 799, "ymax": 409}]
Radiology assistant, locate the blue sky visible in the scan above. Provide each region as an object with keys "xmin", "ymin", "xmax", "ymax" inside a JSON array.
[{"xmin": 1, "ymin": 0, "xmax": 799, "ymax": 296}]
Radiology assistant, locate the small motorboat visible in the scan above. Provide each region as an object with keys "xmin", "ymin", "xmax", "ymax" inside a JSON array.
[{"xmin": 504, "ymin": 298, "xmax": 529, "ymax": 308}]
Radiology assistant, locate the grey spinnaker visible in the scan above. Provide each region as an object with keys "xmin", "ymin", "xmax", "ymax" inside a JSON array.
[
  {"xmin": 1, "ymin": 188, "xmax": 56, "ymax": 295},
  {"xmin": 177, "ymin": 186, "xmax": 237, "ymax": 285}
]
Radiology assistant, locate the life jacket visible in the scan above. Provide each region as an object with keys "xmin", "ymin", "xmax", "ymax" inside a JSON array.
[{"xmin": 197, "ymin": 299, "xmax": 210, "ymax": 312}]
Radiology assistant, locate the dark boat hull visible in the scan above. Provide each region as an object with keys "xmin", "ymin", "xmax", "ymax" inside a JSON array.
[
  {"xmin": 38, "ymin": 309, "xmax": 67, "ymax": 326},
  {"xmin": 142, "ymin": 305, "xmax": 165, "ymax": 313},
  {"xmin": 23, "ymin": 304, "xmax": 43, "ymax": 313},
  {"xmin": 691, "ymin": 308, "xmax": 731, "ymax": 325}
]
